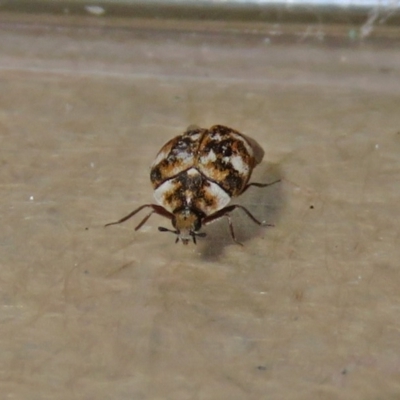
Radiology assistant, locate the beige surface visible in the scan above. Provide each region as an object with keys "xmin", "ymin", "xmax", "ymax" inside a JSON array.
[{"xmin": 1, "ymin": 14, "xmax": 400, "ymax": 399}]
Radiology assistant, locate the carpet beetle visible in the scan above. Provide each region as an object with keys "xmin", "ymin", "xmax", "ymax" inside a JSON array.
[{"xmin": 106, "ymin": 125, "xmax": 280, "ymax": 245}]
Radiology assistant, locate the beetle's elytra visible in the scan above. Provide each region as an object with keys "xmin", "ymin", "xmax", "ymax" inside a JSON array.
[{"xmin": 106, "ymin": 125, "xmax": 280, "ymax": 245}]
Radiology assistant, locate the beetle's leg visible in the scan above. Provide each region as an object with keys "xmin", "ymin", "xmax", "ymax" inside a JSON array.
[
  {"xmin": 105, "ymin": 204, "xmax": 173, "ymax": 231},
  {"xmin": 241, "ymin": 178, "xmax": 281, "ymax": 194},
  {"xmin": 203, "ymin": 204, "xmax": 274, "ymax": 245},
  {"xmin": 203, "ymin": 204, "xmax": 272, "ymax": 226},
  {"xmin": 203, "ymin": 206, "xmax": 243, "ymax": 245},
  {"xmin": 224, "ymin": 212, "xmax": 242, "ymax": 246},
  {"xmin": 134, "ymin": 210, "xmax": 156, "ymax": 231}
]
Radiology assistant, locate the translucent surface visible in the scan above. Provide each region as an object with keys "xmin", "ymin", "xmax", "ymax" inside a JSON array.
[{"xmin": 1, "ymin": 13, "xmax": 400, "ymax": 399}]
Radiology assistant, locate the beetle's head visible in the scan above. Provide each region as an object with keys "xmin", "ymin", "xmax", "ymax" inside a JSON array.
[{"xmin": 158, "ymin": 208, "xmax": 206, "ymax": 245}]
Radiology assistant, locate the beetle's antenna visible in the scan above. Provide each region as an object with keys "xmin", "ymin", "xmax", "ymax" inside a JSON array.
[
  {"xmin": 158, "ymin": 226, "xmax": 207, "ymax": 244},
  {"xmin": 195, "ymin": 232, "xmax": 207, "ymax": 238},
  {"xmin": 158, "ymin": 226, "xmax": 180, "ymax": 243},
  {"xmin": 191, "ymin": 231, "xmax": 207, "ymax": 244},
  {"xmin": 158, "ymin": 226, "xmax": 178, "ymax": 234}
]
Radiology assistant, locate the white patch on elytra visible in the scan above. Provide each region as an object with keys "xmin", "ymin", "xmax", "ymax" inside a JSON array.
[
  {"xmin": 188, "ymin": 132, "xmax": 202, "ymax": 141},
  {"xmin": 154, "ymin": 179, "xmax": 177, "ymax": 212},
  {"xmin": 187, "ymin": 167, "xmax": 199, "ymax": 176},
  {"xmin": 230, "ymin": 154, "xmax": 249, "ymax": 175},
  {"xmin": 199, "ymin": 149, "xmax": 217, "ymax": 164},
  {"xmin": 202, "ymin": 181, "xmax": 231, "ymax": 214},
  {"xmin": 211, "ymin": 133, "xmax": 222, "ymax": 142}
]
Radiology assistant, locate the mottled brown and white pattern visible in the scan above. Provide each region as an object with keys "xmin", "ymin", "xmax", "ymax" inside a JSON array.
[{"xmin": 106, "ymin": 125, "xmax": 279, "ymax": 245}]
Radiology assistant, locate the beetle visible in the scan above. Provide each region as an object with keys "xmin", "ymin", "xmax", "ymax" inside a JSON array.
[{"xmin": 105, "ymin": 124, "xmax": 280, "ymax": 245}]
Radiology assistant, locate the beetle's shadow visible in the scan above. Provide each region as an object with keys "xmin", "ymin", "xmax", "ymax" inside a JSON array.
[{"xmin": 200, "ymin": 162, "xmax": 284, "ymax": 260}]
